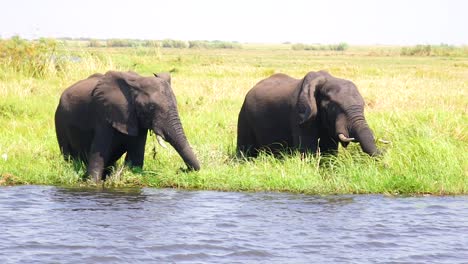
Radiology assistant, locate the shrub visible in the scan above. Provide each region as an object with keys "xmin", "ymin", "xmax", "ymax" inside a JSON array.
[
  {"xmin": 292, "ymin": 42, "xmax": 349, "ymax": 51},
  {"xmin": 88, "ymin": 39, "xmax": 102, "ymax": 47},
  {"xmin": 161, "ymin": 39, "xmax": 188, "ymax": 49},
  {"xmin": 143, "ymin": 40, "xmax": 161, "ymax": 48},
  {"xmin": 401, "ymin": 45, "xmax": 431, "ymax": 56},
  {"xmin": 333, "ymin": 42, "xmax": 349, "ymax": 51},
  {"xmin": 106, "ymin": 39, "xmax": 141, "ymax": 47},
  {"xmin": 400, "ymin": 44, "xmax": 468, "ymax": 56},
  {"xmin": 0, "ymin": 36, "xmax": 63, "ymax": 77},
  {"xmin": 292, "ymin": 43, "xmax": 306, "ymax": 50},
  {"xmin": 189, "ymin": 40, "xmax": 210, "ymax": 49},
  {"xmin": 188, "ymin": 40, "xmax": 241, "ymax": 49}
]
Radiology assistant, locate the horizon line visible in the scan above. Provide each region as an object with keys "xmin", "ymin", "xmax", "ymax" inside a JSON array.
[{"xmin": 1, "ymin": 35, "xmax": 467, "ymax": 47}]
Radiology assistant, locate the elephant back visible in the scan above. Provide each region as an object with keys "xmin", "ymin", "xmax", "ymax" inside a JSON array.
[{"xmin": 57, "ymin": 75, "xmax": 103, "ymax": 129}]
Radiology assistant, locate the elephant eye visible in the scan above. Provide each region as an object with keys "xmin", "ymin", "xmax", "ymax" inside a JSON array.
[
  {"xmin": 320, "ymin": 100, "xmax": 328, "ymax": 108},
  {"xmin": 319, "ymin": 91, "xmax": 330, "ymax": 100},
  {"xmin": 328, "ymin": 102, "xmax": 344, "ymax": 114}
]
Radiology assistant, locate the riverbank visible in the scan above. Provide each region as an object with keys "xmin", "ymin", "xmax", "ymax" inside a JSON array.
[{"xmin": 1, "ymin": 43, "xmax": 466, "ymax": 194}]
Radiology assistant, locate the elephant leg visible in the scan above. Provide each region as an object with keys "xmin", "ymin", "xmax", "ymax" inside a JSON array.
[
  {"xmin": 58, "ymin": 127, "xmax": 92, "ymax": 165},
  {"xmin": 237, "ymin": 125, "xmax": 258, "ymax": 158},
  {"xmin": 124, "ymin": 132, "xmax": 148, "ymax": 168},
  {"xmin": 298, "ymin": 135, "xmax": 318, "ymax": 155},
  {"xmin": 55, "ymin": 112, "xmax": 70, "ymax": 159},
  {"xmin": 319, "ymin": 135, "xmax": 339, "ymax": 156},
  {"xmin": 57, "ymin": 129, "xmax": 72, "ymax": 160},
  {"xmin": 87, "ymin": 124, "xmax": 114, "ymax": 182},
  {"xmin": 102, "ymin": 143, "xmax": 127, "ymax": 179},
  {"xmin": 293, "ymin": 122, "xmax": 319, "ymax": 155},
  {"xmin": 55, "ymin": 118, "xmax": 78, "ymax": 161}
]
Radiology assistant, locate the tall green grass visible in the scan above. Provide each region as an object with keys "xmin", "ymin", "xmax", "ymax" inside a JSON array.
[{"xmin": 0, "ymin": 40, "xmax": 466, "ymax": 194}]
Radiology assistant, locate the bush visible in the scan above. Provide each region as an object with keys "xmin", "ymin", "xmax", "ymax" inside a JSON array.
[
  {"xmin": 211, "ymin": 40, "xmax": 242, "ymax": 49},
  {"xmin": 188, "ymin": 40, "xmax": 210, "ymax": 49},
  {"xmin": 143, "ymin": 40, "xmax": 161, "ymax": 48},
  {"xmin": 88, "ymin": 39, "xmax": 102, "ymax": 47},
  {"xmin": 400, "ymin": 44, "xmax": 468, "ymax": 56},
  {"xmin": 333, "ymin": 42, "xmax": 349, "ymax": 51},
  {"xmin": 292, "ymin": 43, "xmax": 306, "ymax": 50},
  {"xmin": 0, "ymin": 36, "xmax": 63, "ymax": 77},
  {"xmin": 291, "ymin": 42, "xmax": 349, "ymax": 51},
  {"xmin": 401, "ymin": 45, "xmax": 432, "ymax": 56},
  {"xmin": 106, "ymin": 39, "xmax": 141, "ymax": 47},
  {"xmin": 161, "ymin": 39, "xmax": 188, "ymax": 49},
  {"xmin": 189, "ymin": 40, "xmax": 242, "ymax": 49}
]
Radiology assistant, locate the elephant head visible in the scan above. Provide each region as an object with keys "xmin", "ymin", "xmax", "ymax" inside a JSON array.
[
  {"xmin": 297, "ymin": 71, "xmax": 380, "ymax": 156},
  {"xmin": 92, "ymin": 71, "xmax": 200, "ymax": 170}
]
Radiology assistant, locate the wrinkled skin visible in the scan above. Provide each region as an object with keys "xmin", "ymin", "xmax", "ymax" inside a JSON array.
[
  {"xmin": 237, "ymin": 71, "xmax": 380, "ymax": 157},
  {"xmin": 55, "ymin": 71, "xmax": 200, "ymax": 182}
]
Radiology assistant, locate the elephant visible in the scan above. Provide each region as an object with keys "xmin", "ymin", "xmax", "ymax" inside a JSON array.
[
  {"xmin": 237, "ymin": 71, "xmax": 381, "ymax": 158},
  {"xmin": 55, "ymin": 70, "xmax": 200, "ymax": 182}
]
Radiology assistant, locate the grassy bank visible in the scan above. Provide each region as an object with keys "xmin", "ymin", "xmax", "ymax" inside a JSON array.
[{"xmin": 0, "ymin": 42, "xmax": 467, "ymax": 194}]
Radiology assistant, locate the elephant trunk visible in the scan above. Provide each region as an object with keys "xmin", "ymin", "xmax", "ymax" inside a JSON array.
[
  {"xmin": 157, "ymin": 111, "xmax": 200, "ymax": 171},
  {"xmin": 349, "ymin": 114, "xmax": 380, "ymax": 157}
]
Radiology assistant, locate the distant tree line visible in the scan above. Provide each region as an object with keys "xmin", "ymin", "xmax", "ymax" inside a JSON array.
[
  {"xmin": 0, "ymin": 36, "xmax": 243, "ymax": 50},
  {"xmin": 86, "ymin": 38, "xmax": 242, "ymax": 49},
  {"xmin": 292, "ymin": 42, "xmax": 349, "ymax": 51},
  {"xmin": 188, "ymin": 40, "xmax": 242, "ymax": 49},
  {"xmin": 400, "ymin": 44, "xmax": 468, "ymax": 56}
]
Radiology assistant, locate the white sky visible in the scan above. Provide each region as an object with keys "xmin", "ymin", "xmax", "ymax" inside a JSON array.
[{"xmin": 1, "ymin": 0, "xmax": 467, "ymax": 45}]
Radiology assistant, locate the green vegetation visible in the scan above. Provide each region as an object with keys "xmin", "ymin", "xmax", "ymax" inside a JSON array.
[
  {"xmin": 0, "ymin": 36, "xmax": 64, "ymax": 77},
  {"xmin": 0, "ymin": 37, "xmax": 467, "ymax": 194},
  {"xmin": 60, "ymin": 37, "xmax": 242, "ymax": 49},
  {"xmin": 292, "ymin": 42, "xmax": 349, "ymax": 51},
  {"xmin": 401, "ymin": 44, "xmax": 468, "ymax": 57},
  {"xmin": 188, "ymin": 40, "xmax": 242, "ymax": 49}
]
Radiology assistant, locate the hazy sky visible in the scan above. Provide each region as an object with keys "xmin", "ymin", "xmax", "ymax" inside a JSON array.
[{"xmin": 1, "ymin": 0, "xmax": 467, "ymax": 45}]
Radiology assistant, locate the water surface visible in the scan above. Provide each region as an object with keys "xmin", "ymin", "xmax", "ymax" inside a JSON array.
[{"xmin": 0, "ymin": 186, "xmax": 466, "ymax": 263}]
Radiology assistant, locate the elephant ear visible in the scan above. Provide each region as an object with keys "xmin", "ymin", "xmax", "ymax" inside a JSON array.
[
  {"xmin": 297, "ymin": 73, "xmax": 327, "ymax": 124},
  {"xmin": 154, "ymin": 72, "xmax": 171, "ymax": 85},
  {"xmin": 92, "ymin": 71, "xmax": 141, "ymax": 136}
]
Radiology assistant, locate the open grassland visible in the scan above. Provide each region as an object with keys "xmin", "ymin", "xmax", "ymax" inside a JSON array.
[{"xmin": 0, "ymin": 44, "xmax": 467, "ymax": 194}]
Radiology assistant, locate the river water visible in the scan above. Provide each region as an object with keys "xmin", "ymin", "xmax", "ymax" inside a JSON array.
[{"xmin": 0, "ymin": 186, "xmax": 466, "ymax": 263}]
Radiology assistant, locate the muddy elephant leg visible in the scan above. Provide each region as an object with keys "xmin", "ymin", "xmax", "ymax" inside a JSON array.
[
  {"xmin": 124, "ymin": 132, "xmax": 148, "ymax": 168},
  {"xmin": 87, "ymin": 124, "xmax": 114, "ymax": 182}
]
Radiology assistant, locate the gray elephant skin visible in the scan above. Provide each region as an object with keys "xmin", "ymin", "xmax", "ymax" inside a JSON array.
[
  {"xmin": 237, "ymin": 71, "xmax": 380, "ymax": 157},
  {"xmin": 55, "ymin": 71, "xmax": 200, "ymax": 182}
]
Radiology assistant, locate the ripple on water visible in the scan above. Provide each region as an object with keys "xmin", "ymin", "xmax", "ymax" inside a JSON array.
[{"xmin": 0, "ymin": 186, "xmax": 467, "ymax": 263}]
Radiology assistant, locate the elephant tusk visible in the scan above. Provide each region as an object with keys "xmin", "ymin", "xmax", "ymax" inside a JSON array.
[
  {"xmin": 378, "ymin": 139, "xmax": 392, "ymax": 144},
  {"xmin": 338, "ymin": 134, "xmax": 355, "ymax": 143},
  {"xmin": 156, "ymin": 135, "xmax": 168, "ymax": 149}
]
